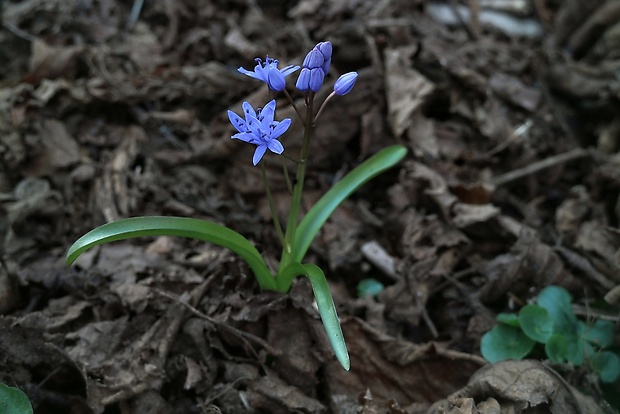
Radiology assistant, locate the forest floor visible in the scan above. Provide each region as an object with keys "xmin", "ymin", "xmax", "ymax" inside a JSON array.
[{"xmin": 1, "ymin": 0, "xmax": 620, "ymax": 413}]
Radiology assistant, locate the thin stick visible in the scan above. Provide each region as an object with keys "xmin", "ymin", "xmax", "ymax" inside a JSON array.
[{"xmin": 492, "ymin": 148, "xmax": 589, "ymax": 187}]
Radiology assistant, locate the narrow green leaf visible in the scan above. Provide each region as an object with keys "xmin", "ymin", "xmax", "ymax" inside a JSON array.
[
  {"xmin": 66, "ymin": 216, "xmax": 277, "ymax": 290},
  {"xmin": 280, "ymin": 262, "xmax": 350, "ymax": 371},
  {"xmin": 518, "ymin": 304, "xmax": 554, "ymax": 343},
  {"xmin": 480, "ymin": 324, "xmax": 535, "ymax": 363},
  {"xmin": 291, "ymin": 145, "xmax": 407, "ymax": 264},
  {"xmin": 0, "ymin": 384, "xmax": 33, "ymax": 414}
]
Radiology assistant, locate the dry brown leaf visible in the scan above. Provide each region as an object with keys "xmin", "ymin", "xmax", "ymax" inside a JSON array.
[
  {"xmin": 429, "ymin": 360, "xmax": 604, "ymax": 414},
  {"xmin": 325, "ymin": 318, "xmax": 485, "ymax": 410},
  {"xmin": 385, "ymin": 47, "xmax": 435, "ymax": 137}
]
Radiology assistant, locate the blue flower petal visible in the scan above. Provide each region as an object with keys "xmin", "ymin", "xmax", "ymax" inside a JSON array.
[
  {"xmin": 267, "ymin": 139, "xmax": 284, "ymax": 154},
  {"xmin": 267, "ymin": 69, "xmax": 286, "ymax": 91},
  {"xmin": 228, "ymin": 110, "xmax": 247, "ymax": 133},
  {"xmin": 253, "ymin": 145, "xmax": 268, "ymax": 165},
  {"xmin": 271, "ymin": 118, "xmax": 291, "ymax": 138},
  {"xmin": 259, "ymin": 100, "xmax": 276, "ymax": 124},
  {"xmin": 281, "ymin": 65, "xmax": 300, "ymax": 77},
  {"xmin": 232, "ymin": 132, "xmax": 257, "ymax": 143}
]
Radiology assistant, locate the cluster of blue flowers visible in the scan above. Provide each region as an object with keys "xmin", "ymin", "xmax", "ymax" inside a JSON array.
[{"xmin": 229, "ymin": 41, "xmax": 358, "ymax": 165}]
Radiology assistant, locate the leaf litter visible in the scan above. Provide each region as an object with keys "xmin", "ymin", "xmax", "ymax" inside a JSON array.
[{"xmin": 1, "ymin": 0, "xmax": 619, "ymax": 412}]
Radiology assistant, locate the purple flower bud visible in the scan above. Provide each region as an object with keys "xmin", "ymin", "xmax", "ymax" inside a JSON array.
[
  {"xmin": 309, "ymin": 68, "xmax": 325, "ymax": 92},
  {"xmin": 334, "ymin": 72, "xmax": 358, "ymax": 96},
  {"xmin": 302, "ymin": 48, "xmax": 324, "ymax": 69},
  {"xmin": 296, "ymin": 68, "xmax": 311, "ymax": 92},
  {"xmin": 317, "ymin": 41, "xmax": 332, "ymax": 61},
  {"xmin": 321, "ymin": 57, "xmax": 331, "ymax": 76}
]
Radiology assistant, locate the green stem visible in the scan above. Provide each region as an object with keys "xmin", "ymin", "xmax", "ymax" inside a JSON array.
[
  {"xmin": 260, "ymin": 161, "xmax": 285, "ymax": 246},
  {"xmin": 280, "ymin": 155, "xmax": 293, "ymax": 194},
  {"xmin": 278, "ymin": 94, "xmax": 314, "ymax": 289}
]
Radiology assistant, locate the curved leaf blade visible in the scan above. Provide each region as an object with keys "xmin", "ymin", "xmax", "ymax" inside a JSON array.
[
  {"xmin": 292, "ymin": 145, "xmax": 407, "ymax": 264},
  {"xmin": 280, "ymin": 262, "xmax": 350, "ymax": 371},
  {"xmin": 66, "ymin": 216, "xmax": 277, "ymax": 290}
]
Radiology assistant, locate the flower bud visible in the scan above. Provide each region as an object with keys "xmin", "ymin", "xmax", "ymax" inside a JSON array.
[
  {"xmin": 317, "ymin": 41, "xmax": 332, "ymax": 61},
  {"xmin": 296, "ymin": 68, "xmax": 311, "ymax": 92},
  {"xmin": 334, "ymin": 72, "xmax": 358, "ymax": 96},
  {"xmin": 302, "ymin": 49, "xmax": 324, "ymax": 69},
  {"xmin": 309, "ymin": 68, "xmax": 325, "ymax": 92}
]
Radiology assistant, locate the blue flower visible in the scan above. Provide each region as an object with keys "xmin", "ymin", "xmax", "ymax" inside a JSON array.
[
  {"xmin": 296, "ymin": 41, "xmax": 332, "ymax": 93},
  {"xmin": 238, "ymin": 56, "xmax": 300, "ymax": 91},
  {"xmin": 228, "ymin": 100, "xmax": 291, "ymax": 165},
  {"xmin": 334, "ymin": 72, "xmax": 358, "ymax": 96}
]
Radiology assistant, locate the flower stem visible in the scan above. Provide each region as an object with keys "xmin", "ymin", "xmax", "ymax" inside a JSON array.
[
  {"xmin": 278, "ymin": 95, "xmax": 314, "ymax": 289},
  {"xmin": 280, "ymin": 156, "xmax": 293, "ymax": 194},
  {"xmin": 313, "ymin": 91, "xmax": 335, "ymax": 125},
  {"xmin": 260, "ymin": 161, "xmax": 285, "ymax": 246}
]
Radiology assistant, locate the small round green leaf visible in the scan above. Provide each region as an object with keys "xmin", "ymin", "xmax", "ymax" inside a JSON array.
[
  {"xmin": 357, "ymin": 278, "xmax": 384, "ymax": 298},
  {"xmin": 536, "ymin": 286, "xmax": 577, "ymax": 334},
  {"xmin": 0, "ymin": 384, "xmax": 33, "ymax": 414},
  {"xmin": 481, "ymin": 324, "xmax": 535, "ymax": 363},
  {"xmin": 518, "ymin": 304, "xmax": 554, "ymax": 343},
  {"xmin": 591, "ymin": 351, "xmax": 620, "ymax": 383}
]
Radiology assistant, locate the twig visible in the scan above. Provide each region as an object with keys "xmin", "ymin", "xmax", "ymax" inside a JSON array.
[
  {"xmin": 126, "ymin": 0, "xmax": 145, "ymax": 30},
  {"xmin": 153, "ymin": 289, "xmax": 282, "ymax": 357},
  {"xmin": 492, "ymin": 148, "xmax": 589, "ymax": 187},
  {"xmin": 554, "ymin": 245, "xmax": 616, "ymax": 290},
  {"xmin": 482, "ymin": 120, "xmax": 532, "ymax": 157}
]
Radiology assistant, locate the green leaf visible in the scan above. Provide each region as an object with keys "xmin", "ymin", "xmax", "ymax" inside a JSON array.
[
  {"xmin": 357, "ymin": 278, "xmax": 384, "ymax": 298},
  {"xmin": 518, "ymin": 304, "xmax": 554, "ymax": 343},
  {"xmin": 291, "ymin": 145, "xmax": 407, "ymax": 264},
  {"xmin": 582, "ymin": 319, "xmax": 614, "ymax": 347},
  {"xmin": 66, "ymin": 216, "xmax": 277, "ymax": 291},
  {"xmin": 0, "ymin": 384, "xmax": 33, "ymax": 414},
  {"xmin": 481, "ymin": 324, "xmax": 535, "ymax": 363},
  {"xmin": 496, "ymin": 312, "xmax": 520, "ymax": 327},
  {"xmin": 279, "ymin": 262, "xmax": 350, "ymax": 371},
  {"xmin": 591, "ymin": 351, "xmax": 620, "ymax": 383},
  {"xmin": 536, "ymin": 286, "xmax": 577, "ymax": 335},
  {"xmin": 545, "ymin": 333, "xmax": 585, "ymax": 365}
]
